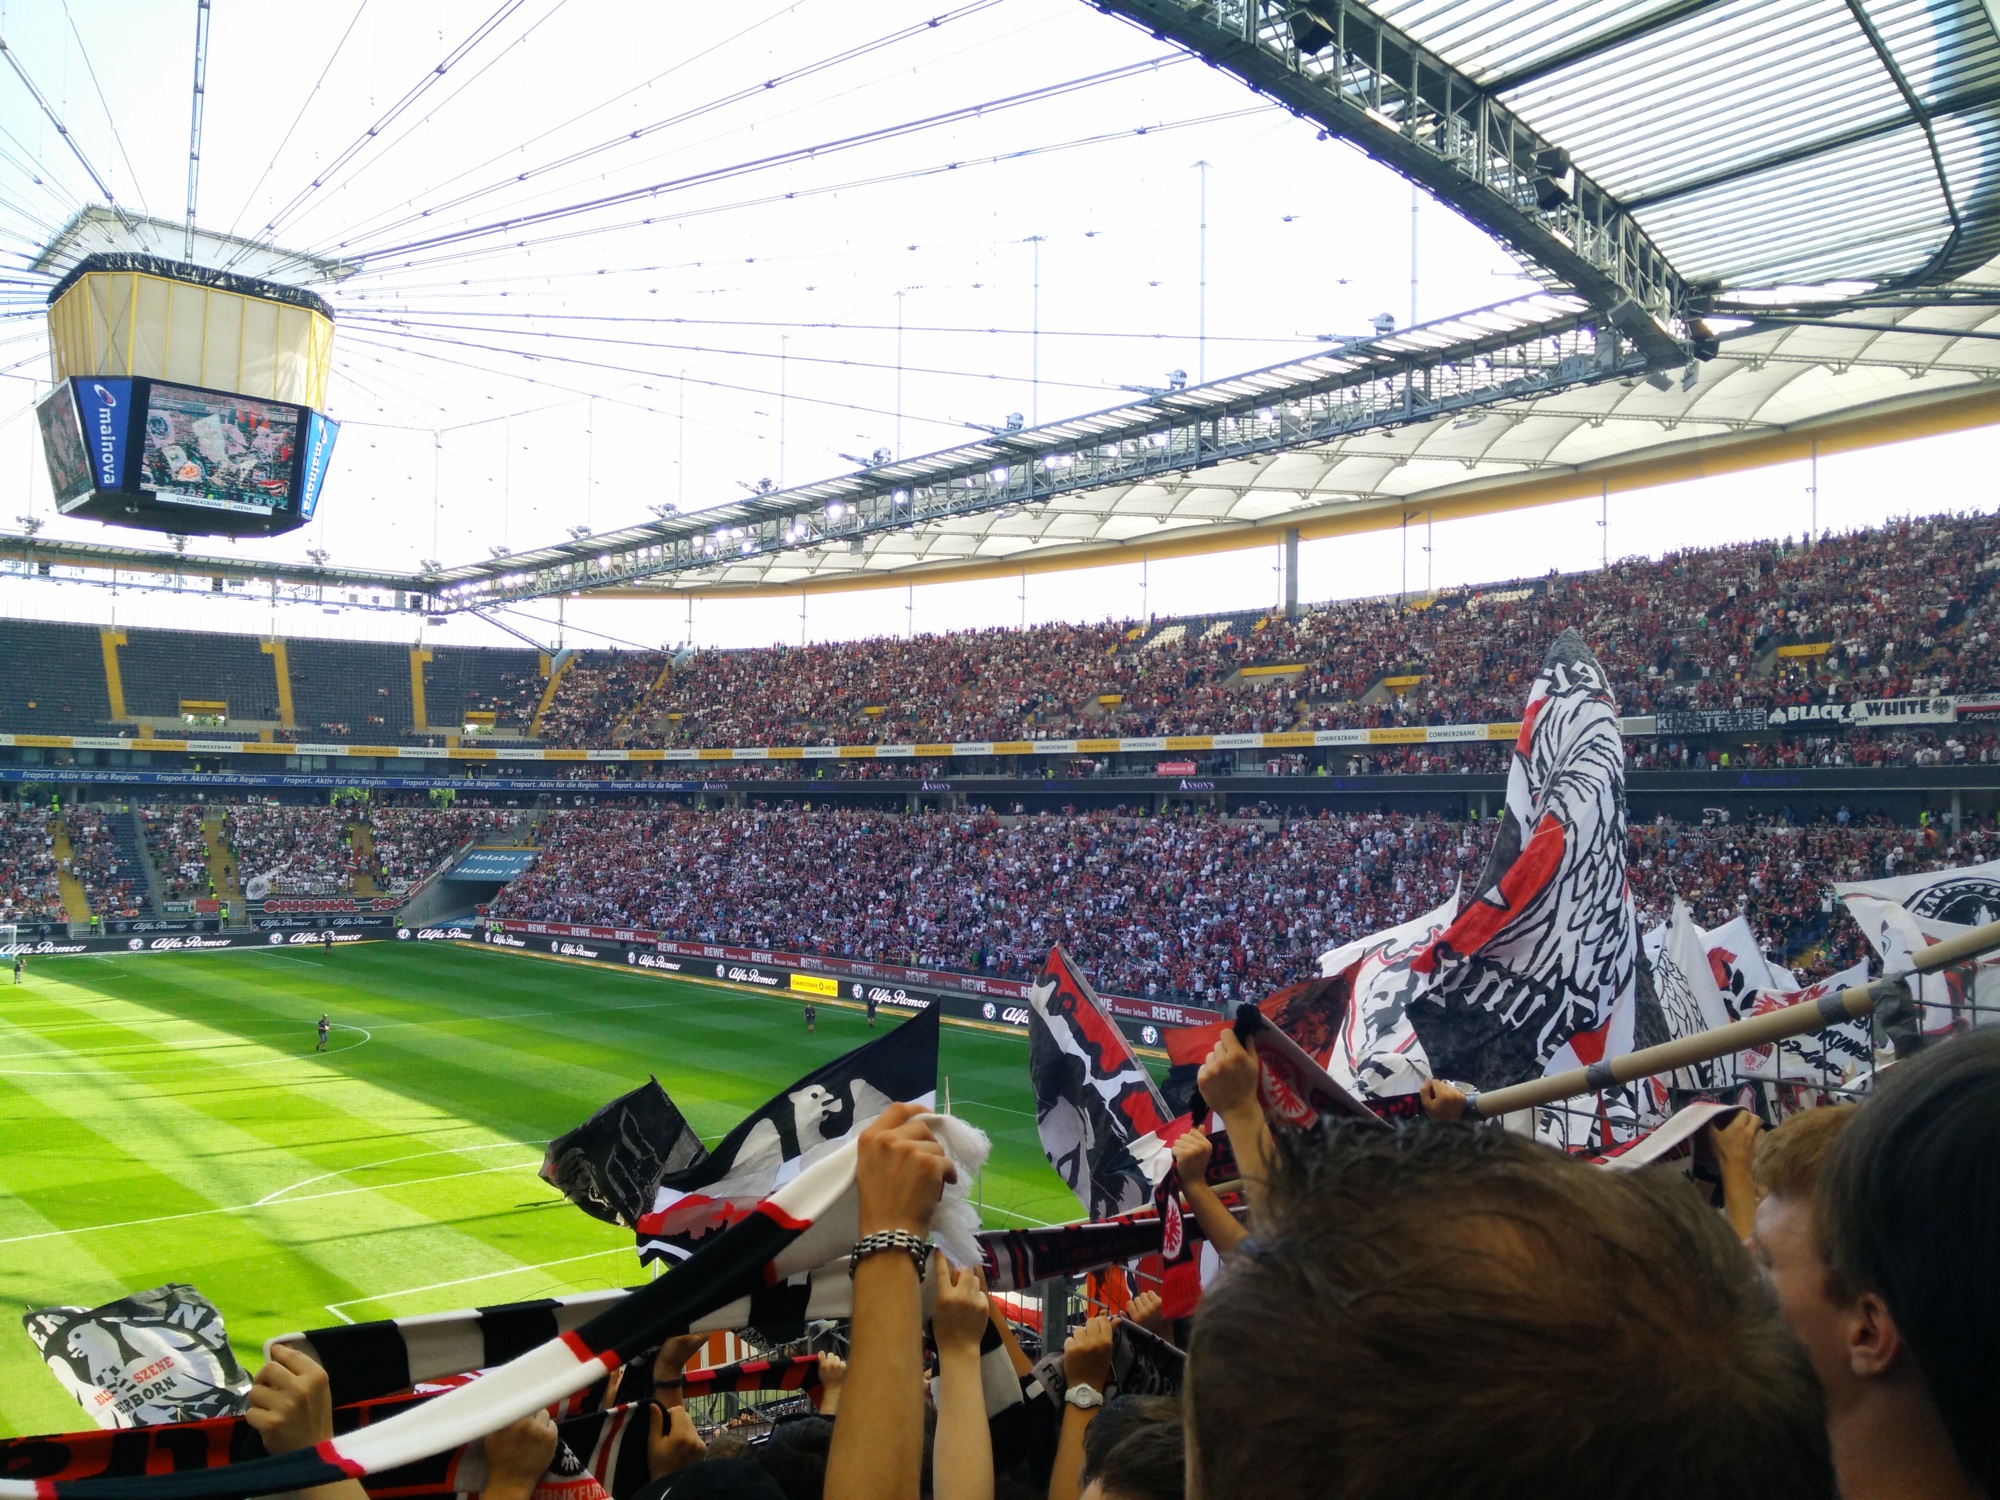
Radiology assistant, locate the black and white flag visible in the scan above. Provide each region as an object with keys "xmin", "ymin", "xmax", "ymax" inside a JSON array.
[
  {"xmin": 1028, "ymin": 945, "xmax": 1172, "ymax": 1219},
  {"xmin": 1408, "ymin": 631, "xmax": 1642, "ymax": 1091},
  {"xmin": 541, "ymin": 1077, "xmax": 708, "ymax": 1228},
  {"xmin": 635, "ymin": 1003, "xmax": 940, "ymax": 1265},
  {"xmin": 24, "ymin": 1284, "xmax": 251, "ymax": 1429}
]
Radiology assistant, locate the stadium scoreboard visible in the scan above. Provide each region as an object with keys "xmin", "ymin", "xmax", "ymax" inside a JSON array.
[{"xmin": 36, "ymin": 375, "xmax": 338, "ymax": 539}]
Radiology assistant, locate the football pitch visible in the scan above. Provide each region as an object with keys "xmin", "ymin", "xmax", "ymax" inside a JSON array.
[{"xmin": 0, "ymin": 942, "xmax": 1084, "ymax": 1439}]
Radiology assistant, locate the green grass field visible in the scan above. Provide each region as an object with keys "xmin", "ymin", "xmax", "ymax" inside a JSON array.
[{"xmin": 0, "ymin": 942, "xmax": 1083, "ymax": 1439}]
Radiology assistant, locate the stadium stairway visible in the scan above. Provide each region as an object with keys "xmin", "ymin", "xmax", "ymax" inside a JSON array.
[
  {"xmin": 348, "ymin": 821, "xmax": 381, "ymax": 897},
  {"xmin": 49, "ymin": 823, "xmax": 88, "ymax": 922},
  {"xmin": 201, "ymin": 814, "xmax": 240, "ymax": 904},
  {"xmin": 126, "ymin": 808, "xmax": 171, "ymax": 915},
  {"xmin": 106, "ymin": 815, "xmax": 157, "ymax": 917}
]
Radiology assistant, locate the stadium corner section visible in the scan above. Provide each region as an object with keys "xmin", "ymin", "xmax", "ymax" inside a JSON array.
[{"xmin": 432, "ymin": 921, "xmax": 1202, "ymax": 1056}]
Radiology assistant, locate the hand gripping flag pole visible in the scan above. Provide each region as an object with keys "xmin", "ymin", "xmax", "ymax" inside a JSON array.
[
  {"xmin": 0, "ymin": 1116, "xmax": 988, "ymax": 1500},
  {"xmin": 1462, "ymin": 915, "xmax": 2000, "ymax": 1120}
]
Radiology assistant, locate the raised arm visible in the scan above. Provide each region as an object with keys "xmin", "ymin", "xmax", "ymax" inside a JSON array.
[
  {"xmin": 1198, "ymin": 1031, "xmax": 1275, "ymax": 1229},
  {"xmin": 1172, "ymin": 1127, "xmax": 1248, "ymax": 1258},
  {"xmin": 930, "ymin": 1254, "xmax": 995, "ymax": 1500},
  {"xmin": 825, "ymin": 1102, "xmax": 956, "ymax": 1500}
]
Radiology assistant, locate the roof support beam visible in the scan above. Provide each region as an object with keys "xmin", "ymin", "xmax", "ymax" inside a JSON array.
[
  {"xmin": 425, "ymin": 304, "xmax": 1641, "ymax": 611},
  {"xmin": 1477, "ymin": 0, "xmax": 1727, "ymax": 94},
  {"xmin": 1086, "ymin": 0, "xmax": 1691, "ymax": 364}
]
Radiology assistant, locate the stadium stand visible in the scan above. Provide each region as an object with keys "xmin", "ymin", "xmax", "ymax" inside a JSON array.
[
  {"xmin": 488, "ymin": 804, "xmax": 1993, "ymax": 1000},
  {"xmin": 5, "ymin": 512, "xmax": 1999, "ymax": 760},
  {"xmin": 0, "ymin": 804, "xmax": 65, "ymax": 923},
  {"xmin": 140, "ymin": 804, "xmax": 214, "ymax": 901},
  {"xmin": 366, "ymin": 805, "xmax": 514, "ymax": 890},
  {"xmin": 283, "ymin": 638, "xmax": 415, "ymax": 741},
  {"xmin": 221, "ymin": 804, "xmax": 359, "ymax": 895},
  {"xmin": 420, "ymin": 645, "xmax": 544, "ymax": 732},
  {"xmin": 535, "ymin": 649, "xmax": 667, "ymax": 747},
  {"xmin": 116, "ymin": 628, "xmax": 279, "ymax": 724},
  {"xmin": 63, "ymin": 806, "xmax": 147, "ymax": 918},
  {"xmin": 0, "ymin": 619, "xmax": 111, "ymax": 731}
]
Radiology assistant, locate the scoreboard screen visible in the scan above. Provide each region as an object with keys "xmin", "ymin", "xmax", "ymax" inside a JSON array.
[{"xmin": 35, "ymin": 376, "xmax": 338, "ymax": 538}]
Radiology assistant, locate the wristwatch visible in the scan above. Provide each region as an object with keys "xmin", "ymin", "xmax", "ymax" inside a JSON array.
[{"xmin": 1065, "ymin": 1383, "xmax": 1104, "ymax": 1410}]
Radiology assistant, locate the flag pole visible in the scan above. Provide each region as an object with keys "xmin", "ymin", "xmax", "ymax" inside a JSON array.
[{"xmin": 1463, "ymin": 915, "xmax": 2000, "ymax": 1120}]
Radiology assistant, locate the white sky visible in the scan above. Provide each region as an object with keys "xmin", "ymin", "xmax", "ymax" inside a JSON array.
[{"xmin": 0, "ymin": 0, "xmax": 1994, "ymax": 653}]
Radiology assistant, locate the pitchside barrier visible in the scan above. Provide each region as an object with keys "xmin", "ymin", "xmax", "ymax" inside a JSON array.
[
  {"xmin": 0, "ymin": 928, "xmax": 377, "ymax": 957},
  {"xmin": 450, "ymin": 919, "xmax": 1223, "ymax": 1048}
]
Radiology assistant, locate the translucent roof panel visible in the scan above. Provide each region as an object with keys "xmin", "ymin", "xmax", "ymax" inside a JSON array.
[{"xmin": 1367, "ymin": 0, "xmax": 2000, "ymax": 290}]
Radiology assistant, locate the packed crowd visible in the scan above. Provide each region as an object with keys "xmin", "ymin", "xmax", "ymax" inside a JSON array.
[
  {"xmin": 62, "ymin": 809, "xmax": 145, "ymax": 918},
  {"xmin": 538, "ymin": 651, "xmax": 665, "ymax": 747},
  {"xmin": 367, "ymin": 806, "xmax": 515, "ymax": 890},
  {"xmin": 221, "ymin": 804, "xmax": 360, "ymax": 896},
  {"xmin": 491, "ymin": 805, "xmax": 1991, "ymax": 998},
  {"xmin": 0, "ymin": 805, "xmax": 64, "ymax": 924},
  {"xmin": 515, "ymin": 512, "xmax": 2000, "ymax": 753},
  {"xmin": 234, "ymin": 1032, "xmax": 2000, "ymax": 1500},
  {"xmin": 140, "ymin": 805, "xmax": 212, "ymax": 901}
]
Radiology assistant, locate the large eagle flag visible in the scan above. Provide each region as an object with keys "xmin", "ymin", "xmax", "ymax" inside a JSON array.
[{"xmin": 1406, "ymin": 629, "xmax": 1646, "ymax": 1091}]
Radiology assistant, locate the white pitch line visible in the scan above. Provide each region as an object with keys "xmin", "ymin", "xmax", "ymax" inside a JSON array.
[
  {"xmin": 325, "ymin": 1247, "xmax": 638, "ymax": 1312},
  {"xmin": 253, "ymin": 1141, "xmax": 545, "ymax": 1206},
  {"xmin": 0, "ymin": 1160, "xmax": 545, "ymax": 1247},
  {"xmin": 0, "ymin": 1024, "xmax": 372, "ymax": 1077}
]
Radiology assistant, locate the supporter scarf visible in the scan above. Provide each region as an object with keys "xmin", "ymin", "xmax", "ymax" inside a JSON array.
[
  {"xmin": 541, "ymin": 1078, "xmax": 708, "ymax": 1229},
  {"xmin": 279, "ymin": 1275, "xmax": 852, "ymax": 1410},
  {"xmin": 286, "ymin": 1210, "xmax": 1184, "ymax": 1414},
  {"xmin": 1108, "ymin": 1322, "xmax": 1184, "ymax": 1399},
  {"xmin": 636, "ymin": 1004, "xmax": 940, "ymax": 1265},
  {"xmin": 977, "ymin": 1209, "xmax": 1176, "ymax": 1292},
  {"xmin": 0, "ymin": 1118, "xmax": 988, "ymax": 1500},
  {"xmin": 22, "ymin": 1285, "xmax": 251, "ymax": 1430},
  {"xmin": 1228, "ymin": 1004, "xmax": 1382, "ymax": 1129},
  {"xmin": 1027, "ymin": 945, "xmax": 1173, "ymax": 1218},
  {"xmin": 1836, "ymin": 858, "xmax": 2000, "ymax": 1035},
  {"xmin": 0, "ymin": 1365, "xmax": 822, "ymax": 1500},
  {"xmin": 1587, "ymin": 1095, "xmax": 1754, "ymax": 1171},
  {"xmin": 1407, "ymin": 630, "xmax": 1641, "ymax": 1090}
]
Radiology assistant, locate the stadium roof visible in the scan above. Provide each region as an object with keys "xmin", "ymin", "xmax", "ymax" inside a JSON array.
[
  {"xmin": 10, "ymin": 0, "xmax": 2000, "ymax": 610},
  {"xmin": 1361, "ymin": 0, "xmax": 2000, "ymax": 292}
]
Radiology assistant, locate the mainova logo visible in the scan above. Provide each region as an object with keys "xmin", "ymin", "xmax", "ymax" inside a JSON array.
[{"xmin": 90, "ymin": 384, "xmax": 120, "ymax": 485}]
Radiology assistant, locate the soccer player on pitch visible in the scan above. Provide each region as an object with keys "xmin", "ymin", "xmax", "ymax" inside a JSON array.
[
  {"xmin": 804, "ymin": 1002, "xmax": 817, "ymax": 1034},
  {"xmin": 315, "ymin": 1014, "xmax": 330, "ymax": 1052}
]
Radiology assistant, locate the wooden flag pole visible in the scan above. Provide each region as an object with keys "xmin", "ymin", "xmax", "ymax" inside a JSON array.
[{"xmin": 1462, "ymin": 914, "xmax": 2000, "ymax": 1121}]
